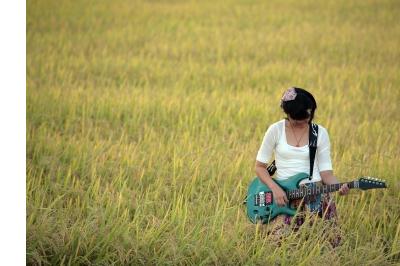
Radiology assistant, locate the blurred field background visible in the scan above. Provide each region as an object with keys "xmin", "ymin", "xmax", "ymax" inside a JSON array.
[{"xmin": 27, "ymin": 0, "xmax": 400, "ymax": 264}]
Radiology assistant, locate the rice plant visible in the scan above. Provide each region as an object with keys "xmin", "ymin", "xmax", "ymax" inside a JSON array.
[{"xmin": 27, "ymin": 0, "xmax": 400, "ymax": 264}]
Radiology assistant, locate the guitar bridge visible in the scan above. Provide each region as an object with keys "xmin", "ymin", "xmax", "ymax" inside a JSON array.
[{"xmin": 255, "ymin": 191, "xmax": 273, "ymax": 206}]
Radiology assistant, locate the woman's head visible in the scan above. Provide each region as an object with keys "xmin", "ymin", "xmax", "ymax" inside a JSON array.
[{"xmin": 280, "ymin": 87, "xmax": 317, "ymax": 122}]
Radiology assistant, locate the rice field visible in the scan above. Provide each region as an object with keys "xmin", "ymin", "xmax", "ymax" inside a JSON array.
[{"xmin": 27, "ymin": 0, "xmax": 400, "ymax": 264}]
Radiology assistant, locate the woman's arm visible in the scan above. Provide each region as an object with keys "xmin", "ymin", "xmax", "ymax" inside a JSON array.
[
  {"xmin": 320, "ymin": 170, "xmax": 349, "ymax": 195},
  {"xmin": 254, "ymin": 122, "xmax": 289, "ymax": 206}
]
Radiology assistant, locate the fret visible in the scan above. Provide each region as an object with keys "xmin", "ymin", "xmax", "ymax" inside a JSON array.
[
  {"xmin": 291, "ymin": 181, "xmax": 363, "ymax": 200},
  {"xmin": 284, "ymin": 180, "xmax": 358, "ymax": 201}
]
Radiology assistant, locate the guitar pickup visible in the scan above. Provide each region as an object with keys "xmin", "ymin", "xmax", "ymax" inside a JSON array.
[{"xmin": 255, "ymin": 192, "xmax": 273, "ymax": 206}]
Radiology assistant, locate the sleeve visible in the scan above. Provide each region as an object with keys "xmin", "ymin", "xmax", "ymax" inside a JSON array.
[
  {"xmin": 317, "ymin": 126, "xmax": 333, "ymax": 171},
  {"xmin": 256, "ymin": 123, "xmax": 278, "ymax": 163}
]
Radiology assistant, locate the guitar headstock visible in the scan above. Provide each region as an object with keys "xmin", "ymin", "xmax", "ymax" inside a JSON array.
[{"xmin": 358, "ymin": 177, "xmax": 387, "ymax": 190}]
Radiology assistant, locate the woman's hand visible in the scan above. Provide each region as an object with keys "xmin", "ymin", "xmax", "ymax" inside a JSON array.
[
  {"xmin": 254, "ymin": 161, "xmax": 289, "ymax": 206},
  {"xmin": 339, "ymin": 183, "xmax": 349, "ymax": 196},
  {"xmin": 271, "ymin": 185, "xmax": 289, "ymax": 207},
  {"xmin": 255, "ymin": 161, "xmax": 289, "ymax": 207}
]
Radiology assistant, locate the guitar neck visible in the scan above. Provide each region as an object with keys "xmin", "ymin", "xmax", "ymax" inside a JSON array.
[{"xmin": 286, "ymin": 181, "xmax": 357, "ymax": 200}]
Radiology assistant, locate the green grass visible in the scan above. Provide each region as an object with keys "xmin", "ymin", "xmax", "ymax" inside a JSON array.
[{"xmin": 27, "ymin": 0, "xmax": 400, "ymax": 264}]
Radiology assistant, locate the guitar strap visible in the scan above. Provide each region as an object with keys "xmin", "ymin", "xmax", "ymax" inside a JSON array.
[{"xmin": 308, "ymin": 123, "xmax": 318, "ymax": 180}]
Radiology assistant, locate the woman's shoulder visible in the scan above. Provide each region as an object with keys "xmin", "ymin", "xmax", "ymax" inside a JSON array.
[
  {"xmin": 315, "ymin": 123, "xmax": 329, "ymax": 134},
  {"xmin": 266, "ymin": 119, "xmax": 285, "ymax": 132},
  {"xmin": 315, "ymin": 123, "xmax": 330, "ymax": 143}
]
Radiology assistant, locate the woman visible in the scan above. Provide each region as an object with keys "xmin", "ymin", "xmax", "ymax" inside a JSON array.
[{"xmin": 255, "ymin": 87, "xmax": 349, "ymax": 247}]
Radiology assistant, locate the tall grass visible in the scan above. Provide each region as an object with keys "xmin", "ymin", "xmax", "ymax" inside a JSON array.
[{"xmin": 27, "ymin": 0, "xmax": 400, "ymax": 264}]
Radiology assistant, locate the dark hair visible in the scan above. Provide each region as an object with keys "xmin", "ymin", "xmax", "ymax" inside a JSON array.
[{"xmin": 280, "ymin": 87, "xmax": 317, "ymax": 122}]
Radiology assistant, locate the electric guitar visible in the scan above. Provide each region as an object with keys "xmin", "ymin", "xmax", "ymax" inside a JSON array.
[{"xmin": 245, "ymin": 173, "xmax": 387, "ymax": 224}]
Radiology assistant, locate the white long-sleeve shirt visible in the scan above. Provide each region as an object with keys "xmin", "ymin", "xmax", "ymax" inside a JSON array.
[{"xmin": 256, "ymin": 119, "xmax": 333, "ymax": 185}]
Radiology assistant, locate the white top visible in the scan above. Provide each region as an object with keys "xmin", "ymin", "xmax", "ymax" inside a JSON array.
[{"xmin": 256, "ymin": 119, "xmax": 333, "ymax": 185}]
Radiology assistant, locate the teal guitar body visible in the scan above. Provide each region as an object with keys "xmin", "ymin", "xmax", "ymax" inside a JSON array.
[
  {"xmin": 245, "ymin": 173, "xmax": 387, "ymax": 224},
  {"xmin": 246, "ymin": 172, "xmax": 310, "ymax": 224}
]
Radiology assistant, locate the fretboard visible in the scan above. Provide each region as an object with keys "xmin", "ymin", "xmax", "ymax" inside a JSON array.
[{"xmin": 286, "ymin": 181, "xmax": 357, "ymax": 200}]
